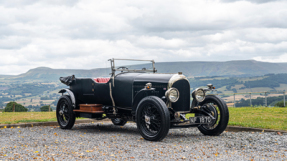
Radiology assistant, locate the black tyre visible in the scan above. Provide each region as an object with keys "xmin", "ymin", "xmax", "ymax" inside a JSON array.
[
  {"xmin": 56, "ymin": 95, "xmax": 76, "ymax": 129},
  {"xmin": 196, "ymin": 95, "xmax": 229, "ymax": 136},
  {"xmin": 111, "ymin": 118, "xmax": 127, "ymax": 126},
  {"xmin": 136, "ymin": 96, "xmax": 170, "ymax": 141}
]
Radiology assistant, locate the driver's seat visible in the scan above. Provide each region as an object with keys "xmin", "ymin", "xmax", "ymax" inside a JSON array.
[{"xmin": 94, "ymin": 78, "xmax": 110, "ymax": 83}]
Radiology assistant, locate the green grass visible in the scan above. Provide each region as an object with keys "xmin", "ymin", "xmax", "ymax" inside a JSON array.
[
  {"xmin": 186, "ymin": 107, "xmax": 287, "ymax": 131},
  {"xmin": 0, "ymin": 112, "xmax": 57, "ymax": 124},
  {"xmin": 228, "ymin": 107, "xmax": 287, "ymax": 131},
  {"xmin": 0, "ymin": 112, "xmax": 91, "ymax": 124}
]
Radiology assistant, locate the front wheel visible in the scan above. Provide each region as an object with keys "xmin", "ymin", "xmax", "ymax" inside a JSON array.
[
  {"xmin": 56, "ymin": 95, "xmax": 76, "ymax": 129},
  {"xmin": 136, "ymin": 96, "xmax": 170, "ymax": 141},
  {"xmin": 196, "ymin": 95, "xmax": 229, "ymax": 136}
]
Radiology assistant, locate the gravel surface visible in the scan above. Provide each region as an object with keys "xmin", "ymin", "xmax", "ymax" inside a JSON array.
[{"xmin": 0, "ymin": 122, "xmax": 286, "ymax": 161}]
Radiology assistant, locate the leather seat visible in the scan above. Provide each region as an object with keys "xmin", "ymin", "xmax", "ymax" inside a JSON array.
[{"xmin": 94, "ymin": 78, "xmax": 110, "ymax": 83}]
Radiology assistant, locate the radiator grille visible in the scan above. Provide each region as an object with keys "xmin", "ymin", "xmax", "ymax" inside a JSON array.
[{"xmin": 171, "ymin": 79, "xmax": 190, "ymax": 112}]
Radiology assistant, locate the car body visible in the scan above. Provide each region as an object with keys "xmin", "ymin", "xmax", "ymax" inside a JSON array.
[{"xmin": 57, "ymin": 58, "xmax": 229, "ymax": 141}]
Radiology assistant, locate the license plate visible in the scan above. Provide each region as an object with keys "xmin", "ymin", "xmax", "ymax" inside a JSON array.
[{"xmin": 189, "ymin": 116, "xmax": 212, "ymax": 124}]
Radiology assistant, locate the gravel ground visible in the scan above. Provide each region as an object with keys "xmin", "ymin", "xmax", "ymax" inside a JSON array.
[{"xmin": 0, "ymin": 122, "xmax": 286, "ymax": 161}]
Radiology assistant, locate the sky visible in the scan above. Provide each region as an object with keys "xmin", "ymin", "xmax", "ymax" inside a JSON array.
[{"xmin": 0, "ymin": 0, "xmax": 287, "ymax": 75}]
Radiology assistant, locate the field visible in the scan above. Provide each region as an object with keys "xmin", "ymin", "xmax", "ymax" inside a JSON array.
[
  {"xmin": 222, "ymin": 93, "xmax": 284, "ymax": 104},
  {"xmin": 1, "ymin": 107, "xmax": 286, "ymax": 132},
  {"xmin": 228, "ymin": 107, "xmax": 287, "ymax": 131},
  {"xmin": 0, "ymin": 112, "xmax": 57, "ymax": 124}
]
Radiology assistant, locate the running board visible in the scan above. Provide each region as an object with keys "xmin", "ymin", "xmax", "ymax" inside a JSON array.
[{"xmin": 73, "ymin": 104, "xmax": 104, "ymax": 114}]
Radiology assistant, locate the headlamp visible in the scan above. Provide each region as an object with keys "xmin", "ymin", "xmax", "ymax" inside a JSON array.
[
  {"xmin": 194, "ymin": 88, "xmax": 205, "ymax": 102},
  {"xmin": 165, "ymin": 88, "xmax": 179, "ymax": 103}
]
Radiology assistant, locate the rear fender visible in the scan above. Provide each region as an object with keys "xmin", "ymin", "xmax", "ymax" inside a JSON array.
[
  {"xmin": 132, "ymin": 88, "xmax": 156, "ymax": 113},
  {"xmin": 59, "ymin": 89, "xmax": 76, "ymax": 108}
]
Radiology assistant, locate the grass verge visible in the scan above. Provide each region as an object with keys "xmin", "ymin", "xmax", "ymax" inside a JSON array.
[
  {"xmin": 0, "ymin": 112, "xmax": 91, "ymax": 124},
  {"xmin": 185, "ymin": 107, "xmax": 287, "ymax": 131},
  {"xmin": 0, "ymin": 112, "xmax": 57, "ymax": 124},
  {"xmin": 228, "ymin": 107, "xmax": 287, "ymax": 131}
]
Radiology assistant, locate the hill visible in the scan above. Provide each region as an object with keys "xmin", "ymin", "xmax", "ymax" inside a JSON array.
[
  {"xmin": 3, "ymin": 67, "xmax": 110, "ymax": 82},
  {"xmin": 2, "ymin": 60, "xmax": 287, "ymax": 83},
  {"xmin": 155, "ymin": 60, "xmax": 287, "ymax": 77}
]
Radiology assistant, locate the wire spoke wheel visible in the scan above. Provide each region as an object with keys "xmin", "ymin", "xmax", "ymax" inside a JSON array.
[
  {"xmin": 56, "ymin": 96, "xmax": 76, "ymax": 129},
  {"xmin": 58, "ymin": 100, "xmax": 70, "ymax": 126},
  {"xmin": 202, "ymin": 102, "xmax": 220, "ymax": 130},
  {"xmin": 140, "ymin": 104, "xmax": 162, "ymax": 135},
  {"xmin": 136, "ymin": 96, "xmax": 170, "ymax": 141},
  {"xmin": 196, "ymin": 95, "xmax": 229, "ymax": 136}
]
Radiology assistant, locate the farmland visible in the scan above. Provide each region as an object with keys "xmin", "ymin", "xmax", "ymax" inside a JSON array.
[{"xmin": 0, "ymin": 83, "xmax": 62, "ymax": 111}]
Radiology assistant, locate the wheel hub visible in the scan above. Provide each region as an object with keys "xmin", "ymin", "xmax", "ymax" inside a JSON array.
[
  {"xmin": 59, "ymin": 110, "xmax": 64, "ymax": 116},
  {"xmin": 205, "ymin": 104, "xmax": 218, "ymax": 126},
  {"xmin": 144, "ymin": 115, "xmax": 151, "ymax": 125}
]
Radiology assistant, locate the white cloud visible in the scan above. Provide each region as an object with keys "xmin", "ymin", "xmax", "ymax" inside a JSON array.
[
  {"xmin": 253, "ymin": 53, "xmax": 287, "ymax": 62},
  {"xmin": 0, "ymin": 0, "xmax": 287, "ymax": 75}
]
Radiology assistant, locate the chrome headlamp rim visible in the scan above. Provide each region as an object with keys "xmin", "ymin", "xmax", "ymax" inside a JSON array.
[
  {"xmin": 165, "ymin": 87, "xmax": 180, "ymax": 103},
  {"xmin": 194, "ymin": 88, "xmax": 205, "ymax": 102}
]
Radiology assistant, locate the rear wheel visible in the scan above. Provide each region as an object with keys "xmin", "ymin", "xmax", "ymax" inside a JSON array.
[
  {"xmin": 111, "ymin": 118, "xmax": 127, "ymax": 126},
  {"xmin": 196, "ymin": 95, "xmax": 229, "ymax": 136},
  {"xmin": 136, "ymin": 96, "xmax": 170, "ymax": 141},
  {"xmin": 56, "ymin": 95, "xmax": 76, "ymax": 129}
]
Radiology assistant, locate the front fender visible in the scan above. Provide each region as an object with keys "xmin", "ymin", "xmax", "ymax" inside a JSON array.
[
  {"xmin": 132, "ymin": 88, "xmax": 156, "ymax": 113},
  {"xmin": 59, "ymin": 89, "xmax": 76, "ymax": 108}
]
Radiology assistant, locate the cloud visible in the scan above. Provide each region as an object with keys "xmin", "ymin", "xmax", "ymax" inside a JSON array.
[
  {"xmin": 0, "ymin": 0, "xmax": 287, "ymax": 75},
  {"xmin": 221, "ymin": 0, "xmax": 282, "ymax": 4},
  {"xmin": 253, "ymin": 53, "xmax": 287, "ymax": 62}
]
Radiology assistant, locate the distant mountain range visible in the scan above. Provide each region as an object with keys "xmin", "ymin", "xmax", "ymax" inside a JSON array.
[{"xmin": 2, "ymin": 60, "xmax": 287, "ymax": 82}]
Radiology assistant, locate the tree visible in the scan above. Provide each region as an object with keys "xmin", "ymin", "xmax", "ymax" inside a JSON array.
[
  {"xmin": 40, "ymin": 105, "xmax": 51, "ymax": 112},
  {"xmin": 275, "ymin": 101, "xmax": 286, "ymax": 107},
  {"xmin": 4, "ymin": 102, "xmax": 28, "ymax": 112}
]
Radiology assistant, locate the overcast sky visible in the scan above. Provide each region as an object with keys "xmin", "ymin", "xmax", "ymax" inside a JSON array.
[{"xmin": 1, "ymin": 0, "xmax": 287, "ymax": 75}]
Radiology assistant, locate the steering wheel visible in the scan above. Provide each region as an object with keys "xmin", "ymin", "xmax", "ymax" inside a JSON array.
[{"xmin": 117, "ymin": 66, "xmax": 128, "ymax": 72}]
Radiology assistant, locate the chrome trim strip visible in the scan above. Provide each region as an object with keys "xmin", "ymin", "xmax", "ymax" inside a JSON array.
[{"xmin": 167, "ymin": 74, "xmax": 189, "ymax": 89}]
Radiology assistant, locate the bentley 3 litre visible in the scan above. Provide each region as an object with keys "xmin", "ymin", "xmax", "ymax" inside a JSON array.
[{"xmin": 57, "ymin": 58, "xmax": 229, "ymax": 141}]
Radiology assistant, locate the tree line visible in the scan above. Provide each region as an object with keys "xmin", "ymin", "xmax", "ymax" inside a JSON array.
[
  {"xmin": 235, "ymin": 95, "xmax": 286, "ymax": 107},
  {"xmin": 3, "ymin": 102, "xmax": 53, "ymax": 112},
  {"xmin": 244, "ymin": 74, "xmax": 287, "ymax": 88}
]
